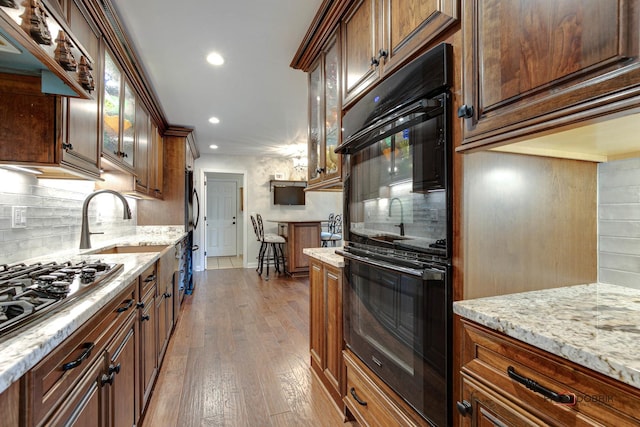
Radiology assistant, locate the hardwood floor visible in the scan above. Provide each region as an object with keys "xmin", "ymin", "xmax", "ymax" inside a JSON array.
[{"xmin": 142, "ymin": 269, "xmax": 356, "ymax": 427}]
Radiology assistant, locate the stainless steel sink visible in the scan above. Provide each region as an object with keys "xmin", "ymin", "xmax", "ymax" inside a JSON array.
[{"xmin": 90, "ymin": 244, "xmax": 168, "ymax": 255}]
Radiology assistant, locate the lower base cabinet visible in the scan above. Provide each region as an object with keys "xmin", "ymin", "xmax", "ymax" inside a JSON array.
[
  {"xmin": 10, "ymin": 257, "xmax": 182, "ymax": 427},
  {"xmin": 309, "ymin": 258, "xmax": 345, "ymax": 415},
  {"xmin": 458, "ymin": 318, "xmax": 640, "ymax": 426}
]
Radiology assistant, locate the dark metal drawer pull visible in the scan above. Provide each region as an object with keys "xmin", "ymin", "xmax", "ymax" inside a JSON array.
[
  {"xmin": 62, "ymin": 342, "xmax": 95, "ymax": 371},
  {"xmin": 507, "ymin": 366, "xmax": 574, "ymax": 404},
  {"xmin": 350, "ymin": 387, "xmax": 367, "ymax": 406},
  {"xmin": 116, "ymin": 299, "xmax": 134, "ymax": 313}
]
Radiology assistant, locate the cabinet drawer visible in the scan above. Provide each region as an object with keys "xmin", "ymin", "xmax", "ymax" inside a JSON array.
[
  {"xmin": 460, "ymin": 319, "xmax": 640, "ymax": 426},
  {"xmin": 139, "ymin": 263, "xmax": 157, "ymax": 297},
  {"xmin": 25, "ymin": 281, "xmax": 137, "ymax": 426},
  {"xmin": 343, "ymin": 350, "xmax": 425, "ymax": 427}
]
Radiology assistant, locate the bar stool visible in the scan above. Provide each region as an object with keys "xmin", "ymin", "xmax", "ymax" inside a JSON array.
[
  {"xmin": 251, "ymin": 214, "xmax": 286, "ymax": 280},
  {"xmin": 321, "ymin": 213, "xmax": 342, "ymax": 247}
]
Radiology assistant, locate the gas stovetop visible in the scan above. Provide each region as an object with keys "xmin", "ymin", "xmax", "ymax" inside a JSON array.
[{"xmin": 0, "ymin": 260, "xmax": 123, "ymax": 338}]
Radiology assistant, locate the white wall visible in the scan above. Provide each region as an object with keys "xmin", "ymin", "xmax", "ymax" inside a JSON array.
[
  {"xmin": 599, "ymin": 157, "xmax": 640, "ymax": 288},
  {"xmin": 194, "ymin": 153, "xmax": 342, "ymax": 271}
]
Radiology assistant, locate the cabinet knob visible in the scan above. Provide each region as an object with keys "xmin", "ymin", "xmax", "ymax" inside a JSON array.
[
  {"xmin": 62, "ymin": 142, "xmax": 73, "ymax": 151},
  {"xmin": 163, "ymin": 292, "xmax": 172, "ymax": 298},
  {"xmin": 456, "ymin": 400, "xmax": 472, "ymax": 416},
  {"xmin": 108, "ymin": 363, "xmax": 121, "ymax": 375},
  {"xmin": 101, "ymin": 372, "xmax": 115, "ymax": 386},
  {"xmin": 136, "ymin": 301, "xmax": 145, "ymax": 309},
  {"xmin": 370, "ymin": 56, "xmax": 380, "ymax": 67},
  {"xmin": 378, "ymin": 49, "xmax": 388, "ymax": 59},
  {"xmin": 457, "ymin": 104, "xmax": 474, "ymax": 119},
  {"xmin": 141, "ymin": 314, "xmax": 150, "ymax": 321}
]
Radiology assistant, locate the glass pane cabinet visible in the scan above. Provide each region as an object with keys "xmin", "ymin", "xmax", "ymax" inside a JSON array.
[
  {"xmin": 324, "ymin": 39, "xmax": 339, "ymax": 178},
  {"xmin": 122, "ymin": 82, "xmax": 135, "ymax": 168},
  {"xmin": 102, "ymin": 49, "xmax": 135, "ymax": 170},
  {"xmin": 103, "ymin": 51, "xmax": 121, "ymax": 160},
  {"xmin": 306, "ymin": 33, "xmax": 342, "ymax": 190},
  {"xmin": 309, "ymin": 64, "xmax": 322, "ymax": 183}
]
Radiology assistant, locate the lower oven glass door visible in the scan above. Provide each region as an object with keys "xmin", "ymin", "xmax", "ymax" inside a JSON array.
[{"xmin": 344, "ymin": 255, "xmax": 450, "ymax": 426}]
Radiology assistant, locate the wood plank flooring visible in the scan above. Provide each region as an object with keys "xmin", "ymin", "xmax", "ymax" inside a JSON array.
[{"xmin": 141, "ymin": 269, "xmax": 356, "ymax": 427}]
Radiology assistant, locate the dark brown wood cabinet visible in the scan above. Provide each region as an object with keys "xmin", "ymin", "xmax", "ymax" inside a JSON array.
[
  {"xmin": 138, "ymin": 266, "xmax": 158, "ymax": 412},
  {"xmin": 0, "ymin": 71, "xmax": 103, "ymax": 179},
  {"xmin": 24, "ymin": 279, "xmax": 138, "ymax": 426},
  {"xmin": 309, "ymin": 258, "xmax": 345, "ymax": 416},
  {"xmin": 458, "ymin": 318, "xmax": 640, "ymax": 426},
  {"xmin": 308, "ymin": 33, "xmax": 343, "ymax": 190},
  {"xmin": 60, "ymin": 0, "xmax": 102, "ymax": 179},
  {"xmin": 106, "ymin": 313, "xmax": 138, "ymax": 427},
  {"xmin": 156, "ymin": 246, "xmax": 176, "ymax": 365},
  {"xmin": 341, "ymin": 0, "xmax": 459, "ymax": 107},
  {"xmin": 458, "ymin": 0, "xmax": 640, "ymax": 152}
]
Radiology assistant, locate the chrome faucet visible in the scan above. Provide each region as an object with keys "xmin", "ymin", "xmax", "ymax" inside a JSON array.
[
  {"xmin": 388, "ymin": 197, "xmax": 405, "ymax": 236},
  {"xmin": 79, "ymin": 189, "xmax": 132, "ymax": 249}
]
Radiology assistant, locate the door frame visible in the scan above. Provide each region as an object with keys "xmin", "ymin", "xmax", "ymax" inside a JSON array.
[{"xmin": 198, "ymin": 168, "xmax": 248, "ymax": 270}]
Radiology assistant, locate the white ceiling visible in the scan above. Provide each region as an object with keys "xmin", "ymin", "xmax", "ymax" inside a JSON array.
[{"xmin": 110, "ymin": 0, "xmax": 323, "ymax": 159}]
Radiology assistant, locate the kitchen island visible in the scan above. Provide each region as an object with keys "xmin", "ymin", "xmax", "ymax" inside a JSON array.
[
  {"xmin": 269, "ymin": 219, "xmax": 323, "ymax": 277},
  {"xmin": 454, "ymin": 283, "xmax": 640, "ymax": 425}
]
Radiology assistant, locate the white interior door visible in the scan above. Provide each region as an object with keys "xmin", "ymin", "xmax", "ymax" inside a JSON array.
[{"xmin": 206, "ymin": 179, "xmax": 237, "ymax": 257}]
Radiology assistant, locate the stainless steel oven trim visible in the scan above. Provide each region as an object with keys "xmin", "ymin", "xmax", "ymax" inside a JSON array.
[{"xmin": 338, "ymin": 249, "xmax": 445, "ymax": 279}]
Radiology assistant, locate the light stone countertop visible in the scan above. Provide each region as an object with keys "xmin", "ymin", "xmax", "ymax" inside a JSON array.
[
  {"xmin": 303, "ymin": 246, "xmax": 344, "ymax": 268},
  {"xmin": 453, "ymin": 283, "xmax": 640, "ymax": 390},
  {"xmin": 0, "ymin": 226, "xmax": 188, "ymax": 394}
]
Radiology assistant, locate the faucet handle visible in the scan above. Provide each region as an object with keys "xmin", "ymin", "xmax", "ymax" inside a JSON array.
[{"xmin": 90, "ymin": 231, "xmax": 105, "ymax": 236}]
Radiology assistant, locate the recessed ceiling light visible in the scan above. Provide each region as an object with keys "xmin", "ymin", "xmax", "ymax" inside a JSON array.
[
  {"xmin": 209, "ymin": 144, "xmax": 219, "ymax": 150},
  {"xmin": 206, "ymin": 52, "xmax": 224, "ymax": 66},
  {"xmin": 208, "ymin": 116, "xmax": 220, "ymax": 124}
]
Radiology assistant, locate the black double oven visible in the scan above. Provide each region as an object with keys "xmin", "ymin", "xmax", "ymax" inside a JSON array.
[{"xmin": 336, "ymin": 43, "xmax": 452, "ymax": 427}]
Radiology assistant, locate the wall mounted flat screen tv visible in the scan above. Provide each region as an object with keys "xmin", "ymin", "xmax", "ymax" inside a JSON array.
[{"xmin": 273, "ymin": 186, "xmax": 305, "ymax": 205}]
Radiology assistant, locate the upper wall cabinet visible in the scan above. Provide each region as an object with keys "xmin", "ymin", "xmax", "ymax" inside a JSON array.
[
  {"xmin": 60, "ymin": 0, "xmax": 101, "ymax": 178},
  {"xmin": 308, "ymin": 34, "xmax": 342, "ymax": 190},
  {"xmin": 457, "ymin": 0, "xmax": 640, "ymax": 153},
  {"xmin": 102, "ymin": 49, "xmax": 135, "ymax": 172},
  {"xmin": 342, "ymin": 0, "xmax": 459, "ymax": 107}
]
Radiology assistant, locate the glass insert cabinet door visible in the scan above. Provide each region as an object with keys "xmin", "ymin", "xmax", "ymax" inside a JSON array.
[
  {"xmin": 103, "ymin": 50, "xmax": 135, "ymax": 169},
  {"xmin": 103, "ymin": 51, "xmax": 121, "ymax": 160},
  {"xmin": 324, "ymin": 38, "xmax": 339, "ymax": 178},
  {"xmin": 309, "ymin": 62, "xmax": 321, "ymax": 182},
  {"xmin": 121, "ymin": 82, "xmax": 135, "ymax": 168}
]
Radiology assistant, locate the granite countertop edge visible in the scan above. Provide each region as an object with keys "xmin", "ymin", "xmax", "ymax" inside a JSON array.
[
  {"xmin": 453, "ymin": 283, "xmax": 640, "ymax": 390},
  {"xmin": 0, "ymin": 226, "xmax": 188, "ymax": 394},
  {"xmin": 303, "ymin": 247, "xmax": 345, "ymax": 268}
]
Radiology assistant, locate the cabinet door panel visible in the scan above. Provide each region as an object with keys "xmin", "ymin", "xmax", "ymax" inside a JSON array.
[
  {"xmin": 308, "ymin": 61, "xmax": 322, "ymax": 184},
  {"xmin": 63, "ymin": 0, "xmax": 100, "ymax": 176},
  {"xmin": 324, "ymin": 265, "xmax": 342, "ymax": 394},
  {"xmin": 108, "ymin": 315, "xmax": 138, "ymax": 427},
  {"xmin": 342, "ymin": 0, "xmax": 379, "ymax": 104},
  {"xmin": 309, "ymin": 261, "xmax": 324, "ymax": 369},
  {"xmin": 122, "ymin": 82, "xmax": 136, "ymax": 168},
  {"xmin": 460, "ymin": 0, "xmax": 640, "ymax": 147}
]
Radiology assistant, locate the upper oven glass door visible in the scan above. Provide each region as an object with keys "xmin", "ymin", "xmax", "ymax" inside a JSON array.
[{"xmin": 346, "ymin": 93, "xmax": 450, "ymax": 254}]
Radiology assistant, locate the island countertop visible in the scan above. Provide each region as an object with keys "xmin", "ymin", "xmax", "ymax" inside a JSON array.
[
  {"xmin": 303, "ymin": 246, "xmax": 344, "ymax": 268},
  {"xmin": 453, "ymin": 283, "xmax": 640, "ymax": 390},
  {"xmin": 0, "ymin": 226, "xmax": 188, "ymax": 394}
]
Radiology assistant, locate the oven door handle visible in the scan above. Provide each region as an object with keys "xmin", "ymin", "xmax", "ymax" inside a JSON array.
[
  {"xmin": 336, "ymin": 98, "xmax": 441, "ymax": 154},
  {"xmin": 338, "ymin": 250, "xmax": 444, "ymax": 279}
]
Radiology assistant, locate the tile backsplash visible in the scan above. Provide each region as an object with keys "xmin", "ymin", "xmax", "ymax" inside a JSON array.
[
  {"xmin": 599, "ymin": 157, "xmax": 640, "ymax": 289},
  {"xmin": 0, "ymin": 169, "xmax": 137, "ymax": 264}
]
